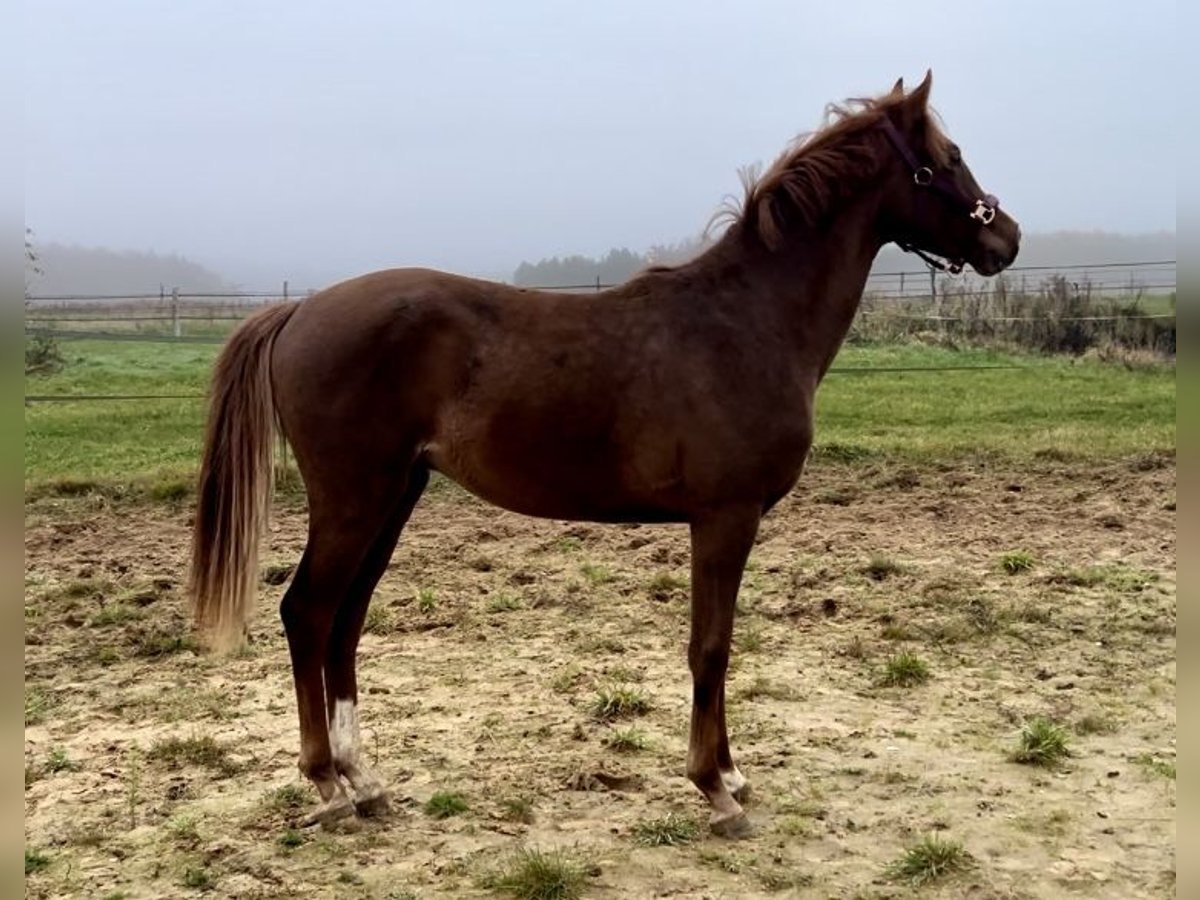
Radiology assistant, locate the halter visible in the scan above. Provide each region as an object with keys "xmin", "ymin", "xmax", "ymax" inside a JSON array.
[{"xmin": 879, "ymin": 117, "xmax": 1000, "ymax": 274}]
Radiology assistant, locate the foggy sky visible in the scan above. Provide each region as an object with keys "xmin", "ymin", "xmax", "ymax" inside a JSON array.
[{"xmin": 25, "ymin": 1, "xmax": 1177, "ymax": 289}]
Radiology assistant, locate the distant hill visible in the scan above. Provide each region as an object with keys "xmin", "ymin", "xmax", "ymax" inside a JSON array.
[
  {"xmin": 26, "ymin": 243, "xmax": 237, "ymax": 298},
  {"xmin": 514, "ymin": 230, "xmax": 1177, "ymax": 287}
]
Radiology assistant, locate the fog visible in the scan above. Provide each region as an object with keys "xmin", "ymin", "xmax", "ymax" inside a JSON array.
[{"xmin": 25, "ymin": 1, "xmax": 1177, "ymax": 290}]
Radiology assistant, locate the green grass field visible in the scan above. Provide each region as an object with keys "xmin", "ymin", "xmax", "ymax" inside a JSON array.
[{"xmin": 23, "ymin": 338, "xmax": 1176, "ymax": 494}]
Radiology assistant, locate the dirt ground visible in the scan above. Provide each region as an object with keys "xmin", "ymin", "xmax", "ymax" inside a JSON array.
[{"xmin": 24, "ymin": 456, "xmax": 1176, "ymax": 899}]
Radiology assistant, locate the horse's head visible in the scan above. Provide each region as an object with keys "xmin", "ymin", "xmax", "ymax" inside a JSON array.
[{"xmin": 878, "ymin": 71, "xmax": 1020, "ymax": 277}]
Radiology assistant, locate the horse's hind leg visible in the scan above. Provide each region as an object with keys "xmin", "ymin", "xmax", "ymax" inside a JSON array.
[
  {"xmin": 281, "ymin": 487, "xmax": 406, "ymax": 827},
  {"xmin": 323, "ymin": 466, "xmax": 429, "ymax": 816}
]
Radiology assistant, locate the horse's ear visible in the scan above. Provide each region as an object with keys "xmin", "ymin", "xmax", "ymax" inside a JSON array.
[
  {"xmin": 908, "ymin": 69, "xmax": 933, "ymax": 110},
  {"xmin": 897, "ymin": 69, "xmax": 932, "ymax": 128},
  {"xmin": 891, "ymin": 77, "xmax": 905, "ymax": 96}
]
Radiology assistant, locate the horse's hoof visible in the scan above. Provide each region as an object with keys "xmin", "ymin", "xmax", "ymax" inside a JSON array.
[
  {"xmin": 302, "ymin": 795, "xmax": 356, "ymax": 829},
  {"xmin": 354, "ymin": 792, "xmax": 391, "ymax": 818},
  {"xmin": 710, "ymin": 810, "xmax": 754, "ymax": 840}
]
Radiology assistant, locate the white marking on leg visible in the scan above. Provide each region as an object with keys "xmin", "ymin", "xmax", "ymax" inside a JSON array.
[
  {"xmin": 721, "ymin": 766, "xmax": 746, "ymax": 794},
  {"xmin": 330, "ymin": 698, "xmax": 384, "ymax": 798}
]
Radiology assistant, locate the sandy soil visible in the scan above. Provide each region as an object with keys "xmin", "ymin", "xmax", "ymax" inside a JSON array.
[{"xmin": 24, "ymin": 456, "xmax": 1176, "ymax": 899}]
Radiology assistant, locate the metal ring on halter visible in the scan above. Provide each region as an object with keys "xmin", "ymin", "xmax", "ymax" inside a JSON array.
[
  {"xmin": 970, "ymin": 200, "xmax": 996, "ymax": 225},
  {"xmin": 913, "ymin": 167, "xmax": 934, "ymax": 186}
]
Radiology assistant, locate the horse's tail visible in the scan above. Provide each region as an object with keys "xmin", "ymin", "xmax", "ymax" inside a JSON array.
[{"xmin": 189, "ymin": 302, "xmax": 299, "ymax": 651}]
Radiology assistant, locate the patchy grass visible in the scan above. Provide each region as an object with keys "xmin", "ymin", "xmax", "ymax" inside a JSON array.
[
  {"xmin": 263, "ymin": 783, "xmax": 311, "ymax": 813},
  {"xmin": 580, "ymin": 563, "xmax": 616, "ymax": 586},
  {"xmin": 1046, "ymin": 563, "xmax": 1159, "ymax": 593},
  {"xmin": 24, "ymin": 342, "xmax": 1175, "ymax": 495},
  {"xmin": 964, "ymin": 597, "xmax": 1002, "ymax": 635},
  {"xmin": 1134, "ymin": 753, "xmax": 1176, "ymax": 780},
  {"xmin": 363, "ymin": 603, "xmax": 395, "ymax": 635},
  {"xmin": 1076, "ymin": 713, "xmax": 1118, "ymax": 736},
  {"xmin": 814, "ymin": 485, "xmax": 858, "ymax": 506},
  {"xmin": 89, "ymin": 603, "xmax": 145, "ymax": 627},
  {"xmin": 591, "ymin": 683, "xmax": 650, "ymax": 720},
  {"xmin": 736, "ymin": 624, "xmax": 765, "ymax": 653},
  {"xmin": 1000, "ymin": 550, "xmax": 1036, "ymax": 574},
  {"xmin": 887, "ymin": 834, "xmax": 972, "ymax": 885},
  {"xmin": 488, "ymin": 592, "xmax": 523, "ymax": 613},
  {"xmin": 603, "ymin": 727, "xmax": 650, "ymax": 753},
  {"xmin": 632, "ymin": 812, "xmax": 701, "ymax": 846},
  {"xmin": 880, "ymin": 620, "xmax": 916, "ymax": 641},
  {"xmin": 424, "ymin": 790, "xmax": 469, "ymax": 819},
  {"xmin": 147, "ymin": 735, "xmax": 240, "ymax": 777},
  {"xmin": 500, "ymin": 796, "xmax": 536, "ymax": 824},
  {"xmin": 45, "ymin": 747, "xmax": 79, "ymax": 774},
  {"xmin": 647, "ymin": 571, "xmax": 687, "ymax": 599},
  {"xmin": 878, "ymin": 651, "xmax": 931, "ymax": 687},
  {"xmin": 739, "ymin": 675, "xmax": 797, "ymax": 701},
  {"xmin": 1011, "ymin": 717, "xmax": 1071, "ymax": 768},
  {"xmin": 25, "ymin": 848, "xmax": 51, "ymax": 875},
  {"xmin": 149, "ymin": 477, "xmax": 191, "ymax": 503},
  {"xmin": 862, "ymin": 554, "xmax": 905, "ymax": 581},
  {"xmin": 551, "ymin": 664, "xmax": 584, "ymax": 694},
  {"xmin": 481, "ymin": 847, "xmax": 590, "ymax": 900},
  {"xmin": 416, "ymin": 587, "xmax": 438, "ymax": 613},
  {"xmin": 25, "ymin": 686, "xmax": 56, "ymax": 725},
  {"xmin": 278, "ymin": 828, "xmax": 305, "ymax": 850},
  {"xmin": 182, "ymin": 866, "xmax": 215, "ymax": 890},
  {"xmin": 168, "ymin": 814, "xmax": 202, "ymax": 849},
  {"xmin": 130, "ymin": 631, "xmax": 201, "ymax": 659}
]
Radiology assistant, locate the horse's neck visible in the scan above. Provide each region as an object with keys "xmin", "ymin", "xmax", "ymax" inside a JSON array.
[{"xmin": 709, "ymin": 200, "xmax": 884, "ymax": 381}]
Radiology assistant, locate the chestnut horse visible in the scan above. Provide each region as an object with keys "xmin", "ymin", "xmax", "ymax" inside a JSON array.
[{"xmin": 190, "ymin": 72, "xmax": 1019, "ymax": 836}]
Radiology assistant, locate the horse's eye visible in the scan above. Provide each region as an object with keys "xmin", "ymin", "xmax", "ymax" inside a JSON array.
[{"xmin": 948, "ymin": 144, "xmax": 962, "ymax": 165}]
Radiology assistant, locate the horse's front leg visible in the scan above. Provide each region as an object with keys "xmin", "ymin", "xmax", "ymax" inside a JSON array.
[{"xmin": 685, "ymin": 505, "xmax": 760, "ymax": 837}]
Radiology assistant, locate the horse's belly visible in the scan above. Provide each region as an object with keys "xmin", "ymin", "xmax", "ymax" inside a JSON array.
[{"xmin": 422, "ymin": 418, "xmax": 691, "ymax": 523}]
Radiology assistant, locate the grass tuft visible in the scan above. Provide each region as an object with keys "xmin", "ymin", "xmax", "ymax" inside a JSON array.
[
  {"xmin": 862, "ymin": 554, "xmax": 904, "ymax": 581},
  {"xmin": 591, "ymin": 682, "xmax": 650, "ymax": 720},
  {"xmin": 580, "ymin": 563, "xmax": 616, "ymax": 586},
  {"xmin": 278, "ymin": 828, "xmax": 305, "ymax": 849},
  {"xmin": 887, "ymin": 834, "xmax": 971, "ymax": 885},
  {"xmin": 263, "ymin": 783, "xmax": 311, "ymax": 813},
  {"xmin": 488, "ymin": 592, "xmax": 523, "ymax": 613},
  {"xmin": 363, "ymin": 603, "xmax": 394, "ymax": 635},
  {"xmin": 45, "ymin": 747, "xmax": 79, "ymax": 774},
  {"xmin": 647, "ymin": 571, "xmax": 687, "ymax": 599},
  {"xmin": 25, "ymin": 849, "xmax": 50, "ymax": 875},
  {"xmin": 500, "ymin": 796, "xmax": 536, "ymax": 824},
  {"xmin": 481, "ymin": 847, "xmax": 589, "ymax": 900},
  {"xmin": 90, "ymin": 603, "xmax": 144, "ymax": 627},
  {"xmin": 182, "ymin": 866, "xmax": 214, "ymax": 890},
  {"xmin": 25, "ymin": 687, "xmax": 56, "ymax": 726},
  {"xmin": 1011, "ymin": 717, "xmax": 1071, "ymax": 767},
  {"xmin": 147, "ymin": 735, "xmax": 240, "ymax": 777},
  {"xmin": 632, "ymin": 812, "xmax": 701, "ymax": 846},
  {"xmin": 416, "ymin": 587, "xmax": 438, "ymax": 613},
  {"xmin": 603, "ymin": 727, "xmax": 650, "ymax": 753},
  {"xmin": 1000, "ymin": 550, "xmax": 1036, "ymax": 574},
  {"xmin": 424, "ymin": 790, "xmax": 469, "ymax": 819},
  {"xmin": 878, "ymin": 651, "xmax": 930, "ymax": 687},
  {"xmin": 1134, "ymin": 753, "xmax": 1176, "ymax": 780}
]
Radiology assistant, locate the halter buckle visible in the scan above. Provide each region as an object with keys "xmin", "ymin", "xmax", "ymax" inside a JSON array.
[
  {"xmin": 970, "ymin": 199, "xmax": 996, "ymax": 225},
  {"xmin": 913, "ymin": 167, "xmax": 934, "ymax": 186}
]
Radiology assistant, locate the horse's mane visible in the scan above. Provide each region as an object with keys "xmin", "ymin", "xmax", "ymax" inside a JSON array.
[{"xmin": 711, "ymin": 86, "xmax": 953, "ymax": 250}]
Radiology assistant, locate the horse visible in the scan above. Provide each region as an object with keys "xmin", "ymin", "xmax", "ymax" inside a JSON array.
[{"xmin": 189, "ymin": 71, "xmax": 1020, "ymax": 837}]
